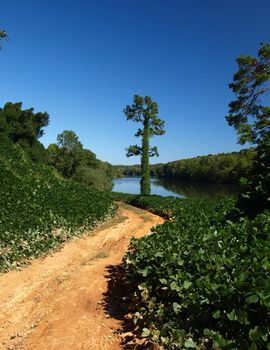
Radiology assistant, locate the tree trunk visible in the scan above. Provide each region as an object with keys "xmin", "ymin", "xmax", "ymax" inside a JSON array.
[{"xmin": 140, "ymin": 118, "xmax": 150, "ymax": 195}]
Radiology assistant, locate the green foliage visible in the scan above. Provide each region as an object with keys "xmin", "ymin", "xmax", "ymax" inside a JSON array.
[
  {"xmin": 0, "ymin": 102, "xmax": 49, "ymax": 162},
  {"xmin": 161, "ymin": 149, "xmax": 255, "ymax": 184},
  {"xmin": 17, "ymin": 138, "xmax": 47, "ymax": 163},
  {"xmin": 113, "ymin": 149, "xmax": 255, "ymax": 184},
  {"xmin": 124, "ymin": 95, "xmax": 165, "ymax": 195},
  {"xmin": 73, "ymin": 166, "xmax": 113, "ymax": 191},
  {"xmin": 226, "ymin": 43, "xmax": 270, "ymax": 145},
  {"xmin": 226, "ymin": 43, "xmax": 270, "ymax": 216},
  {"xmin": 118, "ymin": 194, "xmax": 270, "ymax": 349},
  {"xmin": 0, "ymin": 141, "xmax": 116, "ymax": 272},
  {"xmin": 237, "ymin": 140, "xmax": 270, "ymax": 217},
  {"xmin": 46, "ymin": 142, "xmax": 80, "ymax": 178},
  {"xmin": 56, "ymin": 130, "xmax": 83, "ymax": 152},
  {"xmin": 46, "ymin": 130, "xmax": 84, "ymax": 177},
  {"xmin": 46, "ymin": 130, "xmax": 112, "ymax": 191},
  {"xmin": 0, "ymin": 102, "xmax": 49, "ymax": 144}
]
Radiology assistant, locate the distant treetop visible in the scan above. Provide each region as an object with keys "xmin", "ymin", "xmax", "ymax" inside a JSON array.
[{"xmin": 0, "ymin": 30, "xmax": 8, "ymax": 49}]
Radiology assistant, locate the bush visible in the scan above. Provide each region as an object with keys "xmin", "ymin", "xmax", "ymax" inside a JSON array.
[{"xmin": 72, "ymin": 166, "xmax": 113, "ymax": 191}]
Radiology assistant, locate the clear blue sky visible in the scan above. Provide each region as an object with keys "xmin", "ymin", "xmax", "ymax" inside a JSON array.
[{"xmin": 0, "ymin": 0, "xmax": 269, "ymax": 164}]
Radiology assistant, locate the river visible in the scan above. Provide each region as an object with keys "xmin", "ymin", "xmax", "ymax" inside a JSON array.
[{"xmin": 112, "ymin": 177, "xmax": 239, "ymax": 199}]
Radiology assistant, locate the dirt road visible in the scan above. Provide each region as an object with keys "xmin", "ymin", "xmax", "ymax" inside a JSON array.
[{"xmin": 0, "ymin": 203, "xmax": 164, "ymax": 350}]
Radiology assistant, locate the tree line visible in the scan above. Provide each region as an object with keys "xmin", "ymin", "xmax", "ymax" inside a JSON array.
[
  {"xmin": 162, "ymin": 149, "xmax": 255, "ymax": 183},
  {"xmin": 113, "ymin": 148, "xmax": 256, "ymax": 184},
  {"xmin": 0, "ymin": 102, "xmax": 115, "ymax": 191}
]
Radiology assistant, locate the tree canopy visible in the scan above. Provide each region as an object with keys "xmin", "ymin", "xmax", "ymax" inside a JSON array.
[
  {"xmin": 0, "ymin": 102, "xmax": 49, "ymax": 161},
  {"xmin": 226, "ymin": 43, "xmax": 270, "ymax": 145},
  {"xmin": 0, "ymin": 102, "xmax": 49, "ymax": 144},
  {"xmin": 227, "ymin": 43, "xmax": 270, "ymax": 216},
  {"xmin": 56, "ymin": 130, "xmax": 83, "ymax": 152},
  {"xmin": 124, "ymin": 95, "xmax": 165, "ymax": 195},
  {"xmin": 0, "ymin": 30, "xmax": 7, "ymax": 49},
  {"xmin": 46, "ymin": 130, "xmax": 113, "ymax": 190}
]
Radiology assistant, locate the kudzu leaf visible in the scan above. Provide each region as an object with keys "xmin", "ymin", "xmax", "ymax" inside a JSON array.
[
  {"xmin": 227, "ymin": 309, "xmax": 237, "ymax": 321},
  {"xmin": 212, "ymin": 310, "xmax": 221, "ymax": 319},
  {"xmin": 170, "ymin": 281, "xmax": 180, "ymax": 291},
  {"xmin": 172, "ymin": 302, "xmax": 181, "ymax": 314},
  {"xmin": 159, "ymin": 278, "xmax": 167, "ymax": 284},
  {"xmin": 183, "ymin": 280, "xmax": 192, "ymax": 289},
  {"xmin": 203, "ymin": 328, "xmax": 211, "ymax": 336},
  {"xmin": 235, "ymin": 309, "xmax": 249, "ymax": 324},
  {"xmin": 184, "ymin": 338, "xmax": 196, "ymax": 348},
  {"xmin": 249, "ymin": 326, "xmax": 261, "ymax": 342},
  {"xmin": 142, "ymin": 328, "xmax": 151, "ymax": 337},
  {"xmin": 245, "ymin": 294, "xmax": 259, "ymax": 304}
]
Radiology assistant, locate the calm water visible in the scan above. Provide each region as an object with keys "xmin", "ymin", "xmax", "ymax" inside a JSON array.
[{"xmin": 112, "ymin": 177, "xmax": 239, "ymax": 199}]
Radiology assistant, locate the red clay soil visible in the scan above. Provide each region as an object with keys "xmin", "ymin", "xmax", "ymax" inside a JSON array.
[{"xmin": 0, "ymin": 203, "xmax": 164, "ymax": 350}]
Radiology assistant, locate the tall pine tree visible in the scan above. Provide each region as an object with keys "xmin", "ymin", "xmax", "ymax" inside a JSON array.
[{"xmin": 124, "ymin": 95, "xmax": 165, "ymax": 195}]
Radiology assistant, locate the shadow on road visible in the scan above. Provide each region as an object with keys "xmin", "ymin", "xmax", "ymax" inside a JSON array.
[
  {"xmin": 103, "ymin": 264, "xmax": 128, "ymax": 320},
  {"xmin": 103, "ymin": 264, "xmax": 157, "ymax": 349}
]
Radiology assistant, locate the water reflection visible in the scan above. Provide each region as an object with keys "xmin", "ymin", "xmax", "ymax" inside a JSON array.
[
  {"xmin": 112, "ymin": 177, "xmax": 239, "ymax": 199},
  {"xmin": 154, "ymin": 178, "xmax": 239, "ymax": 199}
]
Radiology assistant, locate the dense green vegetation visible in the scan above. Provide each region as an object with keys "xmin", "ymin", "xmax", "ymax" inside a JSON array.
[
  {"xmin": 0, "ymin": 140, "xmax": 116, "ymax": 272},
  {"xmin": 112, "ymin": 193, "xmax": 270, "ymax": 349},
  {"xmin": 226, "ymin": 42, "xmax": 270, "ymax": 217},
  {"xmin": 161, "ymin": 149, "xmax": 255, "ymax": 184},
  {"xmin": 46, "ymin": 130, "xmax": 114, "ymax": 191},
  {"xmin": 113, "ymin": 163, "xmax": 161, "ymax": 177},
  {"xmin": 0, "ymin": 102, "xmax": 114, "ymax": 191},
  {"xmin": 226, "ymin": 43, "xmax": 270, "ymax": 146},
  {"xmin": 124, "ymin": 95, "xmax": 165, "ymax": 195},
  {"xmin": 0, "ymin": 101, "xmax": 49, "ymax": 162},
  {"xmin": 238, "ymin": 141, "xmax": 270, "ymax": 217},
  {"xmin": 0, "ymin": 100, "xmax": 115, "ymax": 272},
  {"xmin": 114, "ymin": 148, "xmax": 255, "ymax": 184}
]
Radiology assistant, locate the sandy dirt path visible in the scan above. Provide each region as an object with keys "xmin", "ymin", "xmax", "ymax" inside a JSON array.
[{"xmin": 0, "ymin": 203, "xmax": 164, "ymax": 350}]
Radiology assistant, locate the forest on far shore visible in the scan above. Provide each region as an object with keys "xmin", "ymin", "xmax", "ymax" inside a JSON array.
[{"xmin": 114, "ymin": 148, "xmax": 255, "ymax": 184}]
